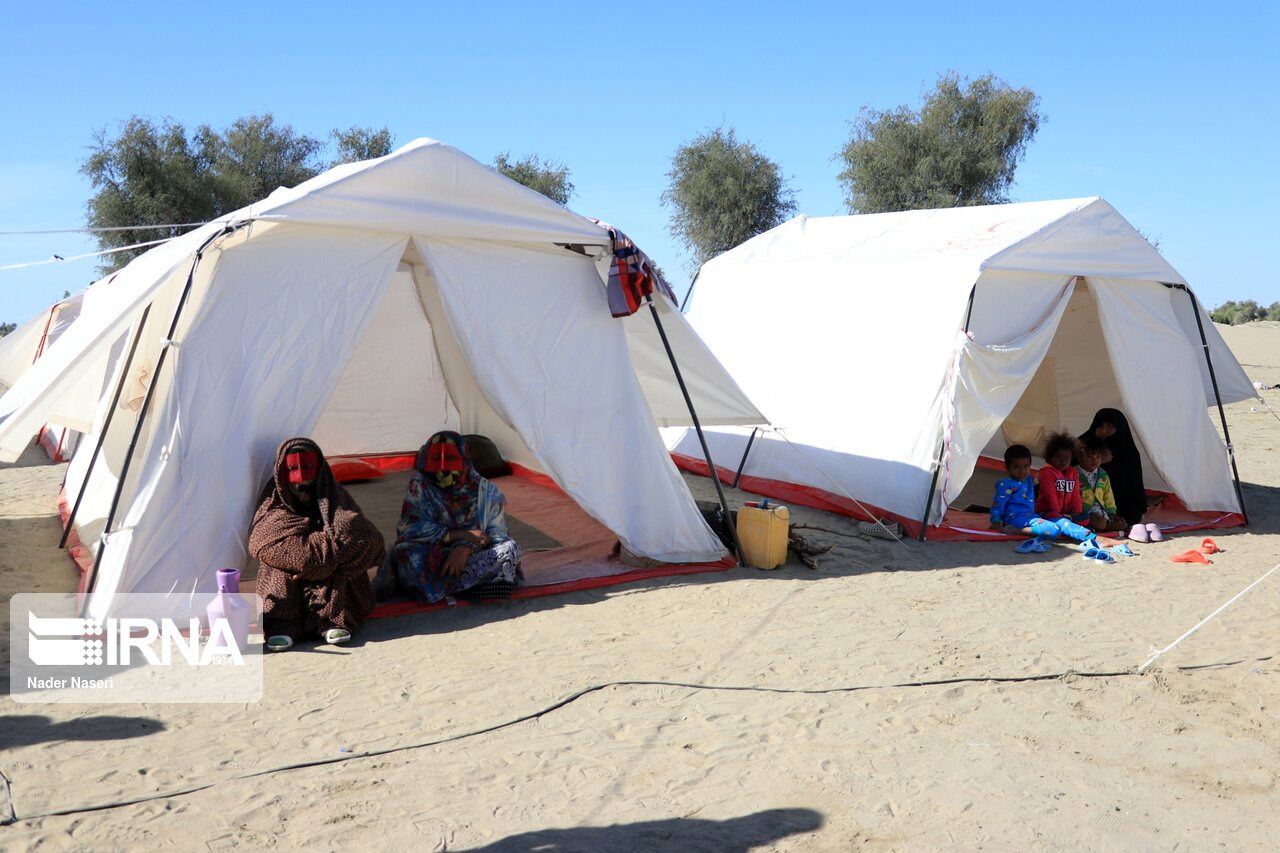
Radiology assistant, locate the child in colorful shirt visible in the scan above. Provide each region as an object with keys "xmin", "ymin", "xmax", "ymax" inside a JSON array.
[
  {"xmin": 1077, "ymin": 435, "xmax": 1126, "ymax": 533},
  {"xmin": 1035, "ymin": 432, "xmax": 1083, "ymax": 521},
  {"xmin": 990, "ymin": 443, "xmax": 1096, "ymax": 544}
]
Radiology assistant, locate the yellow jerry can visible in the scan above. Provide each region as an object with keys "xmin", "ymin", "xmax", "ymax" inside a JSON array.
[{"xmin": 736, "ymin": 501, "xmax": 790, "ymax": 569}]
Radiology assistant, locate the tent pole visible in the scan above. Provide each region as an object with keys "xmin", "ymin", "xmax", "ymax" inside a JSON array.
[
  {"xmin": 59, "ymin": 304, "xmax": 152, "ymax": 548},
  {"xmin": 1180, "ymin": 286, "xmax": 1250, "ymax": 526},
  {"xmin": 917, "ymin": 285, "xmax": 978, "ymax": 541},
  {"xmin": 678, "ymin": 270, "xmax": 701, "ymax": 313},
  {"xmin": 83, "ymin": 225, "xmax": 236, "ymax": 609},
  {"xmin": 731, "ymin": 427, "xmax": 759, "ymax": 489},
  {"xmin": 644, "ymin": 293, "xmax": 745, "ymax": 562}
]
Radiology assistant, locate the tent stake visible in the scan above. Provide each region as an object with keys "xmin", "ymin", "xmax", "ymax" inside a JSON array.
[
  {"xmin": 645, "ymin": 294, "xmax": 745, "ymax": 562},
  {"xmin": 918, "ymin": 285, "xmax": 978, "ymax": 541},
  {"xmin": 731, "ymin": 427, "xmax": 759, "ymax": 489},
  {"xmin": 1180, "ymin": 286, "xmax": 1250, "ymax": 525},
  {"xmin": 83, "ymin": 225, "xmax": 236, "ymax": 609},
  {"xmin": 59, "ymin": 304, "xmax": 152, "ymax": 548}
]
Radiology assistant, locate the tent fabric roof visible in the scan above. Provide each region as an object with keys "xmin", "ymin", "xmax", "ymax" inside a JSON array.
[
  {"xmin": 0, "ymin": 139, "xmax": 764, "ymax": 462},
  {"xmin": 707, "ymin": 197, "xmax": 1186, "ymax": 285}
]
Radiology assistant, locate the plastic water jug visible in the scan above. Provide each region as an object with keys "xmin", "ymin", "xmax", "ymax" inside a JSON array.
[
  {"xmin": 736, "ymin": 501, "xmax": 790, "ymax": 569},
  {"xmin": 205, "ymin": 568, "xmax": 251, "ymax": 654}
]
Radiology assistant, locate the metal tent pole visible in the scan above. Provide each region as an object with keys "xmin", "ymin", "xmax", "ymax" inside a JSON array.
[
  {"xmin": 917, "ymin": 285, "xmax": 978, "ymax": 541},
  {"xmin": 678, "ymin": 270, "xmax": 701, "ymax": 313},
  {"xmin": 59, "ymin": 304, "xmax": 152, "ymax": 548},
  {"xmin": 731, "ymin": 426, "xmax": 759, "ymax": 489},
  {"xmin": 83, "ymin": 225, "xmax": 235, "ymax": 605},
  {"xmin": 1179, "ymin": 286, "xmax": 1250, "ymax": 525},
  {"xmin": 645, "ymin": 293, "xmax": 745, "ymax": 562}
]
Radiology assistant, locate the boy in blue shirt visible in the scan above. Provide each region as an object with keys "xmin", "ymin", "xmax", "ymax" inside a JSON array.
[{"xmin": 990, "ymin": 445, "xmax": 1096, "ymax": 544}]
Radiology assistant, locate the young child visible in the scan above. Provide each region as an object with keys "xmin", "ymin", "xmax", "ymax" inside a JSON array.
[
  {"xmin": 1036, "ymin": 432, "xmax": 1083, "ymax": 521},
  {"xmin": 990, "ymin": 443, "xmax": 1096, "ymax": 544},
  {"xmin": 1077, "ymin": 435, "xmax": 1127, "ymax": 533}
]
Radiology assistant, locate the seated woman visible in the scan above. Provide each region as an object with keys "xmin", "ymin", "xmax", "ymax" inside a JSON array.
[
  {"xmin": 388, "ymin": 431, "xmax": 523, "ymax": 603},
  {"xmin": 1079, "ymin": 408, "xmax": 1149, "ymax": 538},
  {"xmin": 248, "ymin": 437, "xmax": 383, "ymax": 651}
]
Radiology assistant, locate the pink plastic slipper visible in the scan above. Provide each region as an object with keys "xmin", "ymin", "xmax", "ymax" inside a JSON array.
[
  {"xmin": 1145, "ymin": 523, "xmax": 1164, "ymax": 542},
  {"xmin": 1171, "ymin": 549, "xmax": 1211, "ymax": 564},
  {"xmin": 1129, "ymin": 523, "xmax": 1149, "ymax": 543},
  {"xmin": 1200, "ymin": 537, "xmax": 1223, "ymax": 554}
]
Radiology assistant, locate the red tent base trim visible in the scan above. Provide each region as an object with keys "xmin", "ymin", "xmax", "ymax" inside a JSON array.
[
  {"xmin": 369, "ymin": 558, "xmax": 734, "ymax": 619},
  {"xmin": 671, "ymin": 452, "xmax": 1245, "ymax": 543}
]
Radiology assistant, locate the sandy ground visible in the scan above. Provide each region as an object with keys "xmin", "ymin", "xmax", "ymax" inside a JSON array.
[{"xmin": 1, "ymin": 324, "xmax": 1278, "ymax": 851}]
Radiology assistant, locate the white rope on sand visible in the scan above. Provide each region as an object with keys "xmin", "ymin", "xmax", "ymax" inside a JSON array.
[
  {"xmin": 765, "ymin": 426, "xmax": 909, "ymax": 547},
  {"xmin": 0, "ymin": 237, "xmax": 173, "ymax": 271},
  {"xmin": 1139, "ymin": 561, "xmax": 1280, "ymax": 672}
]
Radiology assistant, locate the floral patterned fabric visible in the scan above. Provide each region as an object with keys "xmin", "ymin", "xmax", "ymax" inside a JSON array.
[{"xmin": 387, "ymin": 433, "xmax": 524, "ymax": 603}]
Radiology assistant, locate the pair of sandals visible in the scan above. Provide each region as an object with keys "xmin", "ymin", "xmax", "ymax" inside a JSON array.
[
  {"xmin": 1127, "ymin": 523, "xmax": 1164, "ymax": 543},
  {"xmin": 1171, "ymin": 538, "xmax": 1223, "ymax": 565},
  {"xmin": 266, "ymin": 628, "xmax": 351, "ymax": 652}
]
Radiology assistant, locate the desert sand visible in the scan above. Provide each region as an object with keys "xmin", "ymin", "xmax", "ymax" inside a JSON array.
[{"xmin": 1, "ymin": 324, "xmax": 1277, "ymax": 851}]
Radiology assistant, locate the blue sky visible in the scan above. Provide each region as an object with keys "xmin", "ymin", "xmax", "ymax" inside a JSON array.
[{"xmin": 2, "ymin": 1, "xmax": 1277, "ymax": 322}]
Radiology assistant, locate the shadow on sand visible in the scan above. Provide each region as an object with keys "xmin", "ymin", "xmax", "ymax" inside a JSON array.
[
  {"xmin": 466, "ymin": 807, "xmax": 824, "ymax": 852},
  {"xmin": 0, "ymin": 714, "xmax": 166, "ymax": 750}
]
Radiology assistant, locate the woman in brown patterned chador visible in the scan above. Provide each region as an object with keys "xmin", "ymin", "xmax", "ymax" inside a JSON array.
[{"xmin": 248, "ymin": 437, "xmax": 383, "ymax": 651}]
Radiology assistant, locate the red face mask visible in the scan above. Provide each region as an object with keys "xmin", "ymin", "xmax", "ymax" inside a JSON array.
[
  {"xmin": 422, "ymin": 442, "xmax": 464, "ymax": 474},
  {"xmin": 285, "ymin": 450, "xmax": 320, "ymax": 484}
]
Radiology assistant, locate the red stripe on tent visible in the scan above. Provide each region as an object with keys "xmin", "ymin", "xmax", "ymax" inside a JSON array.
[
  {"xmin": 672, "ymin": 452, "xmax": 1245, "ymax": 542},
  {"xmin": 369, "ymin": 558, "xmax": 734, "ymax": 619},
  {"xmin": 56, "ymin": 488, "xmax": 94, "ymax": 606}
]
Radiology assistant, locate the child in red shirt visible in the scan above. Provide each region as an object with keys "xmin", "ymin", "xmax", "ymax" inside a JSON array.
[{"xmin": 1035, "ymin": 432, "xmax": 1082, "ymax": 520}]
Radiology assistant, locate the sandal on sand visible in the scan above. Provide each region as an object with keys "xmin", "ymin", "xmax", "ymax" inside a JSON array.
[
  {"xmin": 1015, "ymin": 538, "xmax": 1051, "ymax": 554},
  {"xmin": 1200, "ymin": 537, "xmax": 1223, "ymax": 554},
  {"xmin": 266, "ymin": 635, "xmax": 294, "ymax": 652},
  {"xmin": 1145, "ymin": 523, "xmax": 1164, "ymax": 542},
  {"xmin": 1128, "ymin": 524, "xmax": 1149, "ymax": 543},
  {"xmin": 1082, "ymin": 545, "xmax": 1114, "ymax": 563},
  {"xmin": 323, "ymin": 628, "xmax": 352, "ymax": 645},
  {"xmin": 858, "ymin": 519, "xmax": 902, "ymax": 540},
  {"xmin": 1171, "ymin": 549, "xmax": 1211, "ymax": 564},
  {"xmin": 1110, "ymin": 543, "xmax": 1135, "ymax": 558}
]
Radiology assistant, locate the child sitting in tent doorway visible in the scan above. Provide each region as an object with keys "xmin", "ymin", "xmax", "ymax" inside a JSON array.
[
  {"xmin": 383, "ymin": 431, "xmax": 524, "ymax": 603},
  {"xmin": 1076, "ymin": 435, "xmax": 1127, "ymax": 533},
  {"xmin": 1035, "ymin": 432, "xmax": 1085, "ymax": 524},
  {"xmin": 989, "ymin": 443, "xmax": 1097, "ymax": 547},
  {"xmin": 248, "ymin": 438, "xmax": 383, "ymax": 651}
]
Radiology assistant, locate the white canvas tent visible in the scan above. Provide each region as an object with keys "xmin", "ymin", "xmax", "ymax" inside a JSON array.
[
  {"xmin": 0, "ymin": 139, "xmax": 763, "ymax": 619},
  {"xmin": 0, "ymin": 288, "xmax": 94, "ymax": 460},
  {"xmin": 669, "ymin": 197, "xmax": 1255, "ymax": 539}
]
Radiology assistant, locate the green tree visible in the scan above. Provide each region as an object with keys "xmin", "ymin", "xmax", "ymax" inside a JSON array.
[
  {"xmin": 1210, "ymin": 299, "xmax": 1276, "ymax": 325},
  {"xmin": 662, "ymin": 126, "xmax": 796, "ymax": 269},
  {"xmin": 0, "ymin": 322, "xmax": 15, "ymax": 337},
  {"xmin": 837, "ymin": 72, "xmax": 1043, "ymax": 214},
  {"xmin": 331, "ymin": 125, "xmax": 394, "ymax": 165},
  {"xmin": 492, "ymin": 152, "xmax": 574, "ymax": 204},
  {"xmin": 83, "ymin": 115, "xmax": 392, "ymax": 272}
]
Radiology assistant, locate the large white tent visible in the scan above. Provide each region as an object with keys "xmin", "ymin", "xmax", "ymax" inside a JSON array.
[
  {"xmin": 669, "ymin": 197, "xmax": 1255, "ymax": 539},
  {"xmin": 0, "ymin": 139, "xmax": 764, "ymax": 619}
]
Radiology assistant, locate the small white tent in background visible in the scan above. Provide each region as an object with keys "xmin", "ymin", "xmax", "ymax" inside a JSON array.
[
  {"xmin": 0, "ymin": 138, "xmax": 764, "ymax": 619},
  {"xmin": 669, "ymin": 197, "xmax": 1255, "ymax": 540},
  {"xmin": 0, "ymin": 288, "xmax": 93, "ymax": 460}
]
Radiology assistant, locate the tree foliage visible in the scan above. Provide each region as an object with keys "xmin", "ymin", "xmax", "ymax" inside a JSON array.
[
  {"xmin": 837, "ymin": 72, "xmax": 1043, "ymax": 214},
  {"xmin": 0, "ymin": 322, "xmax": 15, "ymax": 337},
  {"xmin": 492, "ymin": 152, "xmax": 574, "ymax": 204},
  {"xmin": 82, "ymin": 115, "xmax": 394, "ymax": 272},
  {"xmin": 662, "ymin": 126, "xmax": 796, "ymax": 268},
  {"xmin": 331, "ymin": 126, "xmax": 394, "ymax": 165},
  {"xmin": 1210, "ymin": 299, "xmax": 1280, "ymax": 325}
]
